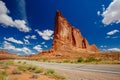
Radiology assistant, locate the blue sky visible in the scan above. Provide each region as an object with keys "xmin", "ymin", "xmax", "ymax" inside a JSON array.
[{"xmin": 0, "ymin": 0, "xmax": 120, "ymax": 54}]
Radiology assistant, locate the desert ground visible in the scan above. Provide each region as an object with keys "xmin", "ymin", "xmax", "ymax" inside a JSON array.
[
  {"xmin": 0, "ymin": 60, "xmax": 65, "ymax": 80},
  {"xmin": 15, "ymin": 60, "xmax": 120, "ymax": 80}
]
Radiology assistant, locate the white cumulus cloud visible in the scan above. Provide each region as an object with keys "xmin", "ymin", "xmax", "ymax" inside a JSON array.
[
  {"xmin": 100, "ymin": 45, "xmax": 107, "ymax": 48},
  {"xmin": 44, "ymin": 45, "xmax": 48, "ymax": 48},
  {"xmin": 107, "ymin": 48, "xmax": 120, "ymax": 52},
  {"xmin": 3, "ymin": 41, "xmax": 32, "ymax": 54},
  {"xmin": 107, "ymin": 29, "xmax": 119, "ymax": 35},
  {"xmin": 3, "ymin": 41, "xmax": 15, "ymax": 50},
  {"xmin": 4, "ymin": 37, "xmax": 23, "ymax": 44},
  {"xmin": 33, "ymin": 45, "xmax": 42, "ymax": 52},
  {"xmin": 105, "ymin": 36, "xmax": 110, "ymax": 38},
  {"xmin": 23, "ymin": 38, "xmax": 30, "ymax": 45},
  {"xmin": 0, "ymin": 1, "xmax": 31, "ymax": 32},
  {"xmin": 25, "ymin": 35, "xmax": 37, "ymax": 39},
  {"xmin": 41, "ymin": 42, "xmax": 45, "ymax": 44},
  {"xmin": 97, "ymin": 11, "xmax": 101, "ymax": 16},
  {"xmin": 35, "ymin": 29, "xmax": 54, "ymax": 40},
  {"xmin": 102, "ymin": 0, "xmax": 120, "ymax": 25}
]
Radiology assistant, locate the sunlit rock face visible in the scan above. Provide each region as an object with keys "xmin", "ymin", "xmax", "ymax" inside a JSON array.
[
  {"xmin": 51, "ymin": 10, "xmax": 99, "ymax": 52},
  {"xmin": 38, "ymin": 10, "xmax": 99, "ymax": 58}
]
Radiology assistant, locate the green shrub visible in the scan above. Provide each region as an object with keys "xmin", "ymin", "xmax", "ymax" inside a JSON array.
[
  {"xmin": 77, "ymin": 57, "xmax": 84, "ymax": 62},
  {"xmin": 17, "ymin": 61, "xmax": 21, "ymax": 64},
  {"xmin": 26, "ymin": 65, "xmax": 37, "ymax": 71},
  {"xmin": 23, "ymin": 62, "xmax": 26, "ymax": 64},
  {"xmin": 44, "ymin": 69, "xmax": 55, "ymax": 75},
  {"xmin": 17, "ymin": 65, "xmax": 28, "ymax": 72},
  {"xmin": 44, "ymin": 69, "xmax": 65, "ymax": 80},
  {"xmin": 0, "ymin": 75, "xmax": 10, "ymax": 80},
  {"xmin": 43, "ymin": 58, "xmax": 47, "ymax": 62},
  {"xmin": 52, "ymin": 73, "xmax": 65, "ymax": 80},
  {"xmin": 85, "ymin": 57, "xmax": 97, "ymax": 62},
  {"xmin": 0, "ymin": 70, "xmax": 9, "ymax": 80},
  {"xmin": 26, "ymin": 65, "xmax": 37, "ymax": 70},
  {"xmin": 63, "ymin": 60, "xmax": 70, "ymax": 63},
  {"xmin": 34, "ymin": 68, "xmax": 43, "ymax": 73},
  {"xmin": 0, "ymin": 70, "xmax": 7, "ymax": 75}
]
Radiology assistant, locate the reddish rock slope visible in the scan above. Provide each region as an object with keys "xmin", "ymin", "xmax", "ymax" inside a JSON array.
[{"xmin": 0, "ymin": 50, "xmax": 17, "ymax": 60}]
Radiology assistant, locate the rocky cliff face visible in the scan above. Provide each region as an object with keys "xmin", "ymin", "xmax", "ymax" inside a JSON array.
[
  {"xmin": 39, "ymin": 10, "xmax": 99, "ymax": 57},
  {"xmin": 51, "ymin": 10, "xmax": 99, "ymax": 52}
]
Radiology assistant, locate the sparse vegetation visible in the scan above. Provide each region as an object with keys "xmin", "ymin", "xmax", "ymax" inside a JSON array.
[
  {"xmin": 0, "ymin": 60, "xmax": 65, "ymax": 80},
  {"xmin": 17, "ymin": 64, "xmax": 44, "ymax": 74},
  {"xmin": 77, "ymin": 57, "xmax": 84, "ymax": 63},
  {"xmin": 44, "ymin": 69, "xmax": 65, "ymax": 80},
  {"xmin": 17, "ymin": 61, "xmax": 21, "ymax": 64},
  {"xmin": 44, "ymin": 69, "xmax": 55, "ymax": 75},
  {"xmin": 0, "ymin": 70, "xmax": 7, "ymax": 75},
  {"xmin": 0, "ymin": 69, "xmax": 8, "ymax": 80},
  {"xmin": 17, "ymin": 65, "xmax": 28, "ymax": 72},
  {"xmin": 0, "ymin": 60, "xmax": 14, "ymax": 65},
  {"xmin": 63, "ymin": 60, "xmax": 71, "ymax": 63},
  {"xmin": 43, "ymin": 58, "xmax": 47, "ymax": 62},
  {"xmin": 34, "ymin": 67, "xmax": 43, "ymax": 73},
  {"xmin": 23, "ymin": 61, "xmax": 26, "ymax": 64},
  {"xmin": 85, "ymin": 57, "xmax": 97, "ymax": 62}
]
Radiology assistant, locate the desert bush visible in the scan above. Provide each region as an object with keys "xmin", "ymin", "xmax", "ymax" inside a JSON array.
[
  {"xmin": 0, "ymin": 70, "xmax": 7, "ymax": 75},
  {"xmin": 12, "ymin": 69, "xmax": 21, "ymax": 74},
  {"xmin": 77, "ymin": 57, "xmax": 84, "ymax": 62},
  {"xmin": 52, "ymin": 73, "xmax": 65, "ymax": 80},
  {"xmin": 23, "ymin": 62, "xmax": 26, "ymax": 64},
  {"xmin": 26, "ymin": 65, "xmax": 37, "ymax": 71},
  {"xmin": 85, "ymin": 57, "xmax": 97, "ymax": 62},
  {"xmin": 34, "ymin": 68, "xmax": 43, "ymax": 73},
  {"xmin": 17, "ymin": 61, "xmax": 21, "ymax": 64},
  {"xmin": 43, "ymin": 58, "xmax": 47, "ymax": 62},
  {"xmin": 63, "ymin": 60, "xmax": 71, "ymax": 63},
  {"xmin": 0, "ymin": 70, "xmax": 9, "ymax": 80},
  {"xmin": 44, "ymin": 69, "xmax": 55, "ymax": 75},
  {"xmin": 17, "ymin": 65, "xmax": 28, "ymax": 72},
  {"xmin": 0, "ymin": 75, "xmax": 10, "ymax": 80},
  {"xmin": 44, "ymin": 69, "xmax": 65, "ymax": 80}
]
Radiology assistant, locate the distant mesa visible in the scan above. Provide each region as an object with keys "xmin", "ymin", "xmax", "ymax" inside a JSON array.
[
  {"xmin": 0, "ymin": 50, "xmax": 17, "ymax": 60},
  {"xmin": 37, "ymin": 10, "xmax": 99, "ymax": 58}
]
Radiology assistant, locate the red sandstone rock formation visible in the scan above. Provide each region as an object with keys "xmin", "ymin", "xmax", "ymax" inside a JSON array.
[
  {"xmin": 39, "ymin": 10, "xmax": 99, "ymax": 57},
  {"xmin": 51, "ymin": 10, "xmax": 99, "ymax": 52}
]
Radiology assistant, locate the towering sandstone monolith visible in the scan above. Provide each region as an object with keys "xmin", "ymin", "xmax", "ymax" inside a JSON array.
[{"xmin": 39, "ymin": 10, "xmax": 99, "ymax": 57}]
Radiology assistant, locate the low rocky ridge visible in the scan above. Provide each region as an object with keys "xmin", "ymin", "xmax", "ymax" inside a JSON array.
[{"xmin": 0, "ymin": 50, "xmax": 17, "ymax": 60}]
